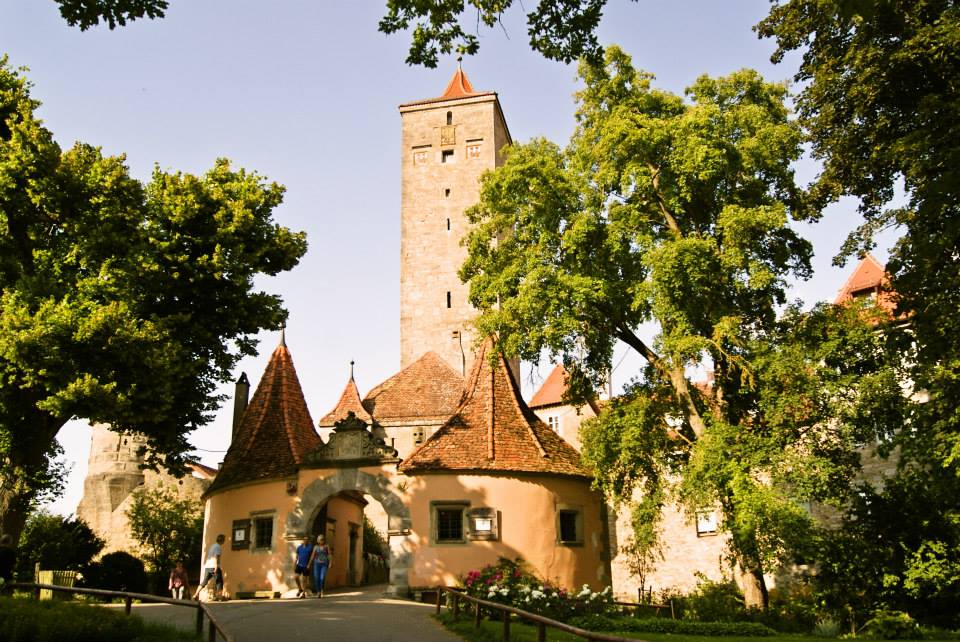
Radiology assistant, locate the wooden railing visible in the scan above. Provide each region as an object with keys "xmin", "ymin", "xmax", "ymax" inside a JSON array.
[
  {"xmin": 612, "ymin": 599, "xmax": 675, "ymax": 619},
  {"xmin": 5, "ymin": 582, "xmax": 235, "ymax": 642},
  {"xmin": 435, "ymin": 586, "xmax": 647, "ymax": 642}
]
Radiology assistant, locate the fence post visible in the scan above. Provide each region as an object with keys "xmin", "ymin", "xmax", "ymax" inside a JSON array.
[
  {"xmin": 670, "ymin": 599, "xmax": 675, "ymax": 620},
  {"xmin": 502, "ymin": 609, "xmax": 510, "ymax": 642},
  {"xmin": 474, "ymin": 601, "xmax": 481, "ymax": 628},
  {"xmin": 537, "ymin": 621, "xmax": 546, "ymax": 642},
  {"xmin": 435, "ymin": 588, "xmax": 442, "ymax": 614},
  {"xmin": 124, "ymin": 596, "xmax": 132, "ymax": 615},
  {"xmin": 452, "ymin": 594, "xmax": 459, "ymax": 620},
  {"xmin": 196, "ymin": 605, "xmax": 204, "ymax": 635},
  {"xmin": 208, "ymin": 618, "xmax": 216, "ymax": 642}
]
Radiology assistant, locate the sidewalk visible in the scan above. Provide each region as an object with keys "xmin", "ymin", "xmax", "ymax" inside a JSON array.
[{"xmin": 116, "ymin": 585, "xmax": 461, "ymax": 642}]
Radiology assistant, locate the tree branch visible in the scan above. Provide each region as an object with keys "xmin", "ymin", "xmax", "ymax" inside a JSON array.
[{"xmin": 648, "ymin": 164, "xmax": 682, "ymax": 236}]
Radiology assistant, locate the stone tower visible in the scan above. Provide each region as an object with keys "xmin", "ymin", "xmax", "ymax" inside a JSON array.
[{"xmin": 398, "ymin": 64, "xmax": 514, "ymax": 378}]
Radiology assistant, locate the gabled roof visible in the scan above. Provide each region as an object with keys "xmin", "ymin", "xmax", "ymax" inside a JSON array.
[
  {"xmin": 529, "ymin": 364, "xmax": 570, "ymax": 409},
  {"xmin": 834, "ymin": 254, "xmax": 897, "ymax": 314},
  {"xmin": 363, "ymin": 351, "xmax": 464, "ymax": 421},
  {"xmin": 399, "ymin": 339, "xmax": 591, "ymax": 478},
  {"xmin": 206, "ymin": 342, "xmax": 321, "ymax": 495},
  {"xmin": 320, "ymin": 369, "xmax": 373, "ymax": 427}
]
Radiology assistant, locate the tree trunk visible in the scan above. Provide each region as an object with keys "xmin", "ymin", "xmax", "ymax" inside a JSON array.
[{"xmin": 738, "ymin": 559, "xmax": 769, "ymax": 611}]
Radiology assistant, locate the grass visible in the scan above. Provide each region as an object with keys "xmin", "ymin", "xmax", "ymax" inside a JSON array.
[
  {"xmin": 436, "ymin": 613, "xmax": 959, "ymax": 642},
  {"xmin": 0, "ymin": 596, "xmax": 202, "ymax": 642}
]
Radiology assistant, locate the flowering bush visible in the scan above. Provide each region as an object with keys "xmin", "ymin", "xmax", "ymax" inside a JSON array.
[{"xmin": 460, "ymin": 557, "xmax": 613, "ymax": 621}]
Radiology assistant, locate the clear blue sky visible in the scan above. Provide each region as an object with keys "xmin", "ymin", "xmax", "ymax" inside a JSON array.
[{"xmin": 1, "ymin": 1, "xmax": 900, "ymax": 517}]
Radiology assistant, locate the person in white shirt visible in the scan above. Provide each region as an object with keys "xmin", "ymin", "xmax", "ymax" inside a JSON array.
[{"xmin": 193, "ymin": 534, "xmax": 225, "ymax": 600}]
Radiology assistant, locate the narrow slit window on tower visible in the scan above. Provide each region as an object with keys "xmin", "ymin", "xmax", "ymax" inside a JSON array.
[
  {"xmin": 442, "ymin": 149, "xmax": 454, "ymax": 163},
  {"xmin": 446, "ymin": 111, "xmax": 452, "ymax": 125},
  {"xmin": 444, "ymin": 188, "xmax": 450, "ymax": 198},
  {"xmin": 446, "ymin": 218, "xmax": 450, "ymax": 231},
  {"xmin": 446, "ymin": 291, "xmax": 452, "ymax": 308}
]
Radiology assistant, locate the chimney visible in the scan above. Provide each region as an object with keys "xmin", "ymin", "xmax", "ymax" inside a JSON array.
[{"xmin": 232, "ymin": 372, "xmax": 250, "ymax": 441}]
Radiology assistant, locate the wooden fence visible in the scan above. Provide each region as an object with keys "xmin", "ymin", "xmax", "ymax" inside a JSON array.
[
  {"xmin": 4, "ymin": 582, "xmax": 235, "ymax": 642},
  {"xmin": 435, "ymin": 586, "xmax": 648, "ymax": 642}
]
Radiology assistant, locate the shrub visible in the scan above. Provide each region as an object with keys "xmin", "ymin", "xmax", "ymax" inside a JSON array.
[
  {"xmin": 16, "ymin": 512, "xmax": 104, "ymax": 579},
  {"xmin": 0, "ymin": 596, "xmax": 199, "ymax": 641},
  {"xmin": 814, "ymin": 617, "xmax": 842, "ymax": 638},
  {"xmin": 863, "ymin": 610, "xmax": 922, "ymax": 640},
  {"xmin": 83, "ymin": 552, "xmax": 149, "ymax": 595},
  {"xmin": 460, "ymin": 557, "xmax": 613, "ymax": 621},
  {"xmin": 569, "ymin": 614, "xmax": 777, "ymax": 636}
]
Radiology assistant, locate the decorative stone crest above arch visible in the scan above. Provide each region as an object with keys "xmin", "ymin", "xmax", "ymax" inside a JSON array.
[{"xmin": 286, "ymin": 469, "xmax": 412, "ymax": 594}]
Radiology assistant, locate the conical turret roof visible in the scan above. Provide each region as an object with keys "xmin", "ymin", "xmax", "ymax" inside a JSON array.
[
  {"xmin": 399, "ymin": 62, "xmax": 496, "ymax": 107},
  {"xmin": 206, "ymin": 341, "xmax": 320, "ymax": 495},
  {"xmin": 319, "ymin": 366, "xmax": 373, "ymax": 426},
  {"xmin": 399, "ymin": 339, "xmax": 591, "ymax": 478}
]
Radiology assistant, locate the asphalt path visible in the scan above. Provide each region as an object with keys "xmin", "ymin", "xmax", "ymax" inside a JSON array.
[{"xmin": 113, "ymin": 585, "xmax": 462, "ymax": 642}]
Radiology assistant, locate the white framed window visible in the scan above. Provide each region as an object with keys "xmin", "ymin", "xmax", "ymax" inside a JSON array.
[{"xmin": 547, "ymin": 416, "xmax": 560, "ymax": 432}]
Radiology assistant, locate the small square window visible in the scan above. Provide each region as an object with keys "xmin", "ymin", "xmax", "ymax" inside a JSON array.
[
  {"xmin": 437, "ymin": 508, "xmax": 464, "ymax": 542},
  {"xmin": 253, "ymin": 516, "xmax": 274, "ymax": 549},
  {"xmin": 548, "ymin": 416, "xmax": 559, "ymax": 432},
  {"xmin": 557, "ymin": 506, "xmax": 583, "ymax": 545},
  {"xmin": 441, "ymin": 150, "xmax": 454, "ymax": 163},
  {"xmin": 696, "ymin": 510, "xmax": 718, "ymax": 537}
]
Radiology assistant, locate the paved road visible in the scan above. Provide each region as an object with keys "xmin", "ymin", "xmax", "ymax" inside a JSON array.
[{"xmin": 116, "ymin": 585, "xmax": 461, "ymax": 642}]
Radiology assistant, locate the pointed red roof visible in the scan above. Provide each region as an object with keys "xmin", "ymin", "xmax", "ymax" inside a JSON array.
[
  {"xmin": 320, "ymin": 373, "xmax": 373, "ymax": 426},
  {"xmin": 363, "ymin": 351, "xmax": 464, "ymax": 421},
  {"xmin": 399, "ymin": 339, "xmax": 591, "ymax": 478},
  {"xmin": 439, "ymin": 64, "xmax": 477, "ymax": 100},
  {"xmin": 206, "ymin": 342, "xmax": 320, "ymax": 494},
  {"xmin": 835, "ymin": 254, "xmax": 897, "ymax": 314},
  {"xmin": 529, "ymin": 364, "xmax": 570, "ymax": 409}
]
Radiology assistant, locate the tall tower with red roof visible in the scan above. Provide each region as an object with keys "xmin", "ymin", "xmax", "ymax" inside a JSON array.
[{"xmin": 398, "ymin": 63, "xmax": 512, "ymax": 378}]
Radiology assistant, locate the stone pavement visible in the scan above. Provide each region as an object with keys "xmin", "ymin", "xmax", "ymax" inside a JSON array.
[{"xmin": 115, "ymin": 585, "xmax": 462, "ymax": 642}]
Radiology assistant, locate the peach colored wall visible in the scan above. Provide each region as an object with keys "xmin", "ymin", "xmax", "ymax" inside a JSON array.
[
  {"xmin": 200, "ymin": 480, "xmax": 295, "ymax": 596},
  {"xmin": 402, "ymin": 473, "xmax": 609, "ymax": 591}
]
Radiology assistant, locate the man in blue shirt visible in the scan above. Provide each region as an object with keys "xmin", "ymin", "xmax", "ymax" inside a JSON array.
[{"xmin": 293, "ymin": 535, "xmax": 313, "ymax": 598}]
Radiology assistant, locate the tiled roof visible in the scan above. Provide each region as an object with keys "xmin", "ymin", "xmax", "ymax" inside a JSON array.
[
  {"xmin": 363, "ymin": 352, "xmax": 464, "ymax": 421},
  {"xmin": 529, "ymin": 364, "xmax": 570, "ymax": 408},
  {"xmin": 399, "ymin": 339, "xmax": 591, "ymax": 478},
  {"xmin": 835, "ymin": 254, "xmax": 897, "ymax": 314},
  {"xmin": 398, "ymin": 64, "xmax": 496, "ymax": 108},
  {"xmin": 320, "ymin": 375, "xmax": 373, "ymax": 426},
  {"xmin": 206, "ymin": 342, "xmax": 321, "ymax": 495}
]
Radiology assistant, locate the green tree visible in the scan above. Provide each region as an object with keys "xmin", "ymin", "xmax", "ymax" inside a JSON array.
[
  {"xmin": 757, "ymin": 0, "xmax": 960, "ymax": 475},
  {"xmin": 15, "ymin": 511, "xmax": 104, "ymax": 578},
  {"xmin": 126, "ymin": 484, "xmax": 204, "ymax": 574},
  {"xmin": 0, "ymin": 59, "xmax": 307, "ymax": 544},
  {"xmin": 461, "ymin": 47, "xmax": 903, "ymax": 608},
  {"xmin": 50, "ymin": 0, "xmax": 635, "ymax": 68}
]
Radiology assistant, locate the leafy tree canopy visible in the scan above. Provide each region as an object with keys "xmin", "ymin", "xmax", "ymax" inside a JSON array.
[
  {"xmin": 0, "ymin": 59, "xmax": 306, "ymax": 543},
  {"xmin": 127, "ymin": 484, "xmax": 203, "ymax": 573},
  {"xmin": 757, "ymin": 0, "xmax": 960, "ymax": 476},
  {"xmin": 53, "ymin": 0, "xmax": 168, "ymax": 30},
  {"xmin": 15, "ymin": 511, "xmax": 104, "ymax": 578},
  {"xmin": 461, "ymin": 46, "xmax": 904, "ymax": 608}
]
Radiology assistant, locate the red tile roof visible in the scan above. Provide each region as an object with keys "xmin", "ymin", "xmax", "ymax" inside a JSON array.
[
  {"xmin": 206, "ymin": 342, "xmax": 321, "ymax": 495},
  {"xmin": 399, "ymin": 339, "xmax": 591, "ymax": 478},
  {"xmin": 529, "ymin": 364, "xmax": 570, "ymax": 408},
  {"xmin": 399, "ymin": 64, "xmax": 496, "ymax": 108},
  {"xmin": 363, "ymin": 352, "xmax": 464, "ymax": 421},
  {"xmin": 320, "ymin": 375, "xmax": 373, "ymax": 426},
  {"xmin": 835, "ymin": 254, "xmax": 897, "ymax": 314}
]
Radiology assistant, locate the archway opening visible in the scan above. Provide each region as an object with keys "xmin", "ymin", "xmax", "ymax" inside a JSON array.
[{"xmin": 307, "ymin": 490, "xmax": 391, "ymax": 588}]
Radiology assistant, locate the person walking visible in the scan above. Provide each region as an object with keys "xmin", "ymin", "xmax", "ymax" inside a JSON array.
[
  {"xmin": 293, "ymin": 535, "xmax": 313, "ymax": 598},
  {"xmin": 308, "ymin": 534, "xmax": 331, "ymax": 598},
  {"xmin": 193, "ymin": 534, "xmax": 225, "ymax": 601},
  {"xmin": 168, "ymin": 561, "xmax": 190, "ymax": 600}
]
